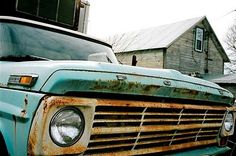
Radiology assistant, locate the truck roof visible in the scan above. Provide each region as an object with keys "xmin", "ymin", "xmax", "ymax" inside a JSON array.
[{"xmin": 0, "ymin": 16, "xmax": 111, "ymax": 48}]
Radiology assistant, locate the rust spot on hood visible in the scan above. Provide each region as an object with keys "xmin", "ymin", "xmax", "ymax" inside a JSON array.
[
  {"xmin": 93, "ymin": 79, "xmax": 161, "ymax": 95},
  {"xmin": 173, "ymin": 88, "xmax": 199, "ymax": 97}
]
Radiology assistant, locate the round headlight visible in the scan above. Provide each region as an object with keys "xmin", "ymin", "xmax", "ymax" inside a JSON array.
[
  {"xmin": 49, "ymin": 107, "xmax": 85, "ymax": 147},
  {"xmin": 224, "ymin": 113, "xmax": 234, "ymax": 132}
]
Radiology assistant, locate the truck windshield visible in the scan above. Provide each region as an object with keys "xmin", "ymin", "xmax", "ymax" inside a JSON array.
[{"xmin": 0, "ymin": 21, "xmax": 118, "ymax": 63}]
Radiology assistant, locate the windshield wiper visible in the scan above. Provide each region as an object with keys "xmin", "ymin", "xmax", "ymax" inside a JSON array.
[{"xmin": 0, "ymin": 55, "xmax": 51, "ymax": 62}]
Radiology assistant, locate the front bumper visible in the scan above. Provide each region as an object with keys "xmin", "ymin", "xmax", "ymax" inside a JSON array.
[{"xmin": 172, "ymin": 146, "xmax": 231, "ymax": 156}]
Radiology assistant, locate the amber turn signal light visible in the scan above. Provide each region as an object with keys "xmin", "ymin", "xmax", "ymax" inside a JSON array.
[
  {"xmin": 20, "ymin": 76, "xmax": 33, "ymax": 85},
  {"xmin": 8, "ymin": 75, "xmax": 38, "ymax": 87}
]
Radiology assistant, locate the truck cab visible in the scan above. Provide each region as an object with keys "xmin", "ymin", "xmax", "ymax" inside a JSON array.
[{"xmin": 0, "ymin": 1, "xmax": 236, "ymax": 156}]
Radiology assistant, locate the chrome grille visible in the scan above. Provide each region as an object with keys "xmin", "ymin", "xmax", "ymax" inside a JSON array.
[{"xmin": 85, "ymin": 100, "xmax": 226, "ymax": 155}]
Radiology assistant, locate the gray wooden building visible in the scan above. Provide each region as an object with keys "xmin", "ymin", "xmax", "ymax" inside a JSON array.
[{"xmin": 109, "ymin": 16, "xmax": 230, "ymax": 77}]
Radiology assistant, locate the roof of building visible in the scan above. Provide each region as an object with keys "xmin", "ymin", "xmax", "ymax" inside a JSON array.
[
  {"xmin": 109, "ymin": 16, "xmax": 230, "ymax": 62},
  {"xmin": 211, "ymin": 74, "xmax": 236, "ymax": 84}
]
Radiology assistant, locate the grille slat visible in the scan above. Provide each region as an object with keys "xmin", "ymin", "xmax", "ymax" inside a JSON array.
[
  {"xmin": 93, "ymin": 118, "xmax": 223, "ymax": 123},
  {"xmin": 89, "ymin": 136, "xmax": 137, "ymax": 143},
  {"xmin": 87, "ymin": 142, "xmax": 135, "ymax": 150},
  {"xmin": 95, "ymin": 112, "xmax": 224, "ymax": 117},
  {"xmin": 137, "ymin": 136, "xmax": 196, "ymax": 145},
  {"xmin": 85, "ymin": 100, "xmax": 226, "ymax": 155},
  {"xmin": 95, "ymin": 112, "xmax": 224, "ymax": 116},
  {"xmin": 92, "ymin": 123, "xmax": 222, "ymax": 135},
  {"xmin": 139, "ymin": 130, "xmax": 218, "ymax": 139}
]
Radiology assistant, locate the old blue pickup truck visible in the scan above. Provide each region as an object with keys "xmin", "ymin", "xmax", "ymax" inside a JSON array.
[
  {"xmin": 0, "ymin": 16, "xmax": 235, "ymax": 156},
  {"xmin": 0, "ymin": 1, "xmax": 236, "ymax": 156}
]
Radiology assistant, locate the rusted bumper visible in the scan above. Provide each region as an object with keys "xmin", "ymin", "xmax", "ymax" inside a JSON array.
[
  {"xmin": 172, "ymin": 146, "xmax": 231, "ymax": 156},
  {"xmin": 28, "ymin": 96, "xmax": 233, "ymax": 155}
]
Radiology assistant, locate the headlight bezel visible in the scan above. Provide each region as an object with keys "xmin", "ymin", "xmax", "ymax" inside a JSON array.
[
  {"xmin": 224, "ymin": 112, "xmax": 234, "ymax": 132},
  {"xmin": 49, "ymin": 107, "xmax": 85, "ymax": 147},
  {"xmin": 221, "ymin": 111, "xmax": 235, "ymax": 137}
]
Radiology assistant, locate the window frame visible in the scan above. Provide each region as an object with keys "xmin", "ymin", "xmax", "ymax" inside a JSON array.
[{"xmin": 194, "ymin": 27, "xmax": 204, "ymax": 52}]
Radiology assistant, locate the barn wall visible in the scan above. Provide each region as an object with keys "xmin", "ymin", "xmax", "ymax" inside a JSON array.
[
  {"xmin": 115, "ymin": 49, "xmax": 164, "ymax": 68},
  {"xmin": 165, "ymin": 22, "xmax": 224, "ymax": 76},
  {"xmin": 207, "ymin": 38, "xmax": 224, "ymax": 75}
]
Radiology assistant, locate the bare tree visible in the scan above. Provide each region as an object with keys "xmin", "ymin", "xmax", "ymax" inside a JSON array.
[
  {"xmin": 224, "ymin": 15, "xmax": 236, "ymax": 74},
  {"xmin": 225, "ymin": 22, "xmax": 236, "ymax": 53},
  {"xmin": 106, "ymin": 31, "xmax": 143, "ymax": 64}
]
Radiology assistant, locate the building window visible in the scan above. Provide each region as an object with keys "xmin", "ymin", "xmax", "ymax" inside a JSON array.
[{"xmin": 194, "ymin": 27, "xmax": 204, "ymax": 52}]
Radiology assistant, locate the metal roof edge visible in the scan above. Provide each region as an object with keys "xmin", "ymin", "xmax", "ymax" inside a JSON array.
[
  {"xmin": 166, "ymin": 16, "xmax": 206, "ymax": 48},
  {"xmin": 201, "ymin": 17, "xmax": 230, "ymax": 62},
  {"xmin": 114, "ymin": 47, "xmax": 166, "ymax": 54},
  {"xmin": 166, "ymin": 16, "xmax": 230, "ymax": 62}
]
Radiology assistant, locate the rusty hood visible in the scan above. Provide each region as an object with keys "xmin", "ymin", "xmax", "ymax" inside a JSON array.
[
  {"xmin": 36, "ymin": 61, "xmax": 234, "ymax": 105},
  {"xmin": 1, "ymin": 61, "xmax": 234, "ymax": 105}
]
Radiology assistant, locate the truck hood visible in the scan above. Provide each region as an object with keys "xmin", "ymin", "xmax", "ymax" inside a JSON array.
[{"xmin": 0, "ymin": 61, "xmax": 234, "ymax": 105}]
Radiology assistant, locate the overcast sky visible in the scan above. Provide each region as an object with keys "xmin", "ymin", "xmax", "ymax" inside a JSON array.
[{"xmin": 87, "ymin": 0, "xmax": 236, "ymax": 43}]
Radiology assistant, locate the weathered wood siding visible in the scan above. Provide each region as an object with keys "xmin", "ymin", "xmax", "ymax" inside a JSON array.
[
  {"xmin": 165, "ymin": 22, "xmax": 224, "ymax": 75},
  {"xmin": 115, "ymin": 49, "xmax": 164, "ymax": 68},
  {"xmin": 207, "ymin": 38, "xmax": 224, "ymax": 75}
]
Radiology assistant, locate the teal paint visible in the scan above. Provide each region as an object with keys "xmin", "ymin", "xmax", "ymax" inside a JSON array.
[
  {"xmin": 172, "ymin": 146, "xmax": 231, "ymax": 156},
  {"xmin": 0, "ymin": 88, "xmax": 45, "ymax": 156}
]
